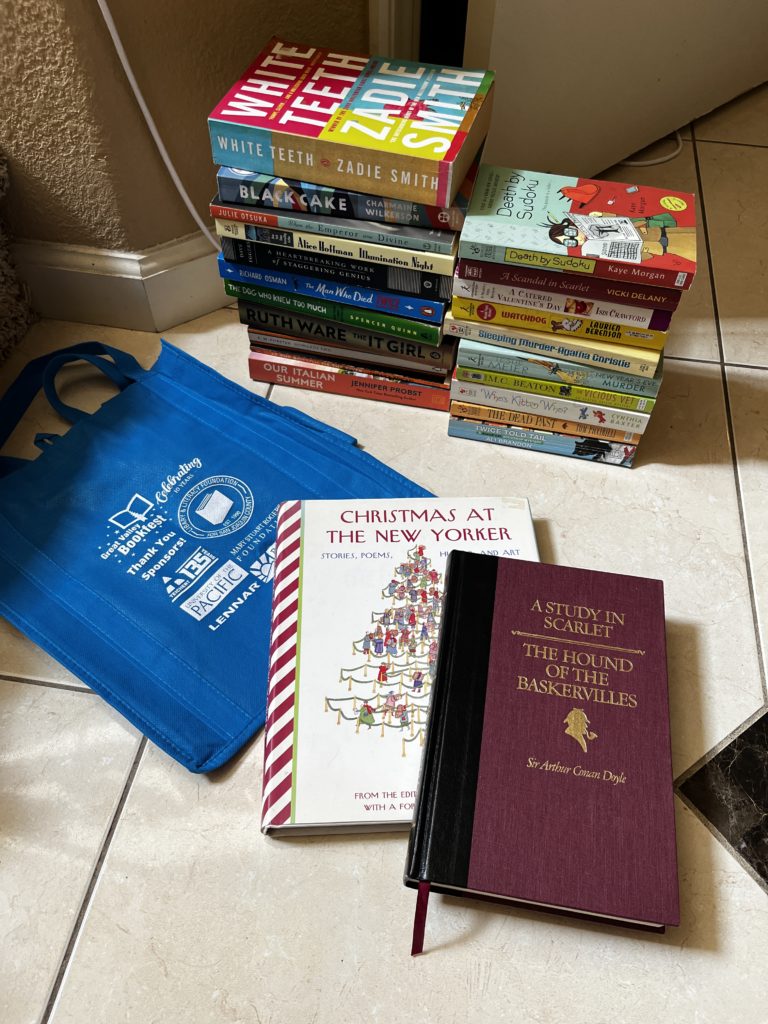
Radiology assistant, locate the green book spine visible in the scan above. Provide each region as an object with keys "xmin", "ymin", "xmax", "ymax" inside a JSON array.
[
  {"xmin": 224, "ymin": 280, "xmax": 441, "ymax": 346},
  {"xmin": 454, "ymin": 365, "xmax": 656, "ymax": 413}
]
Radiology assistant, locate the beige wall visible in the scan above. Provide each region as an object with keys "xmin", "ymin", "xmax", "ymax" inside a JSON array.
[{"xmin": 1, "ymin": 0, "xmax": 369, "ymax": 251}]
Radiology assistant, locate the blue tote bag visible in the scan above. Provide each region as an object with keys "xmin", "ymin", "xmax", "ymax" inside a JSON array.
[{"xmin": 0, "ymin": 340, "xmax": 430, "ymax": 771}]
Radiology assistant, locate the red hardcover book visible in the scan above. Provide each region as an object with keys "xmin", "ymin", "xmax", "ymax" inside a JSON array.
[
  {"xmin": 248, "ymin": 349, "xmax": 451, "ymax": 411},
  {"xmin": 405, "ymin": 553, "xmax": 679, "ymax": 953},
  {"xmin": 456, "ymin": 259, "xmax": 683, "ymax": 312}
]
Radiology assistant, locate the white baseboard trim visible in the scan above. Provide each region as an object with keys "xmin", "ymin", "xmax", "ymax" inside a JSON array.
[
  {"xmin": 368, "ymin": 0, "xmax": 422, "ymax": 59},
  {"xmin": 12, "ymin": 232, "xmax": 230, "ymax": 332}
]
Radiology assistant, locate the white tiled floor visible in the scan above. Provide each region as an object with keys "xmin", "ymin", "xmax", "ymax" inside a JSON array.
[{"xmin": 2, "ymin": 87, "xmax": 768, "ymax": 1024}]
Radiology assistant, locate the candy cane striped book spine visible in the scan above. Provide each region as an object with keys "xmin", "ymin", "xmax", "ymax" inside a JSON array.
[
  {"xmin": 261, "ymin": 500, "xmax": 303, "ymax": 830},
  {"xmin": 259, "ymin": 498, "xmax": 540, "ymax": 835}
]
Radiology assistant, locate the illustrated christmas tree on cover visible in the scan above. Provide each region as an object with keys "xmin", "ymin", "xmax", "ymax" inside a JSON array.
[{"xmin": 324, "ymin": 545, "xmax": 443, "ymax": 757}]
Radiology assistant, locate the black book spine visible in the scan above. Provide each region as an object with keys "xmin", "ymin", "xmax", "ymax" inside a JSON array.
[
  {"xmin": 220, "ymin": 237, "xmax": 452, "ymax": 301},
  {"xmin": 405, "ymin": 550, "xmax": 498, "ymax": 889}
]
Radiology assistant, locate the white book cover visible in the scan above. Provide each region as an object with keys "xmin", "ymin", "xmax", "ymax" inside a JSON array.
[{"xmin": 261, "ymin": 497, "xmax": 539, "ymax": 835}]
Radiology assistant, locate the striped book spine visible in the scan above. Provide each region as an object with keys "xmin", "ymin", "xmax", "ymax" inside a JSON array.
[{"xmin": 261, "ymin": 500, "xmax": 303, "ymax": 831}]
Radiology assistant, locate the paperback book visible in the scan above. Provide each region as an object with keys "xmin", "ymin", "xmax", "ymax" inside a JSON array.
[
  {"xmin": 220, "ymin": 236, "xmax": 453, "ymax": 300},
  {"xmin": 452, "ymin": 275, "xmax": 673, "ymax": 332},
  {"xmin": 406, "ymin": 553, "xmax": 678, "ymax": 952},
  {"xmin": 215, "ymin": 161, "xmax": 477, "ymax": 230},
  {"xmin": 448, "ymin": 416, "xmax": 638, "ymax": 467},
  {"xmin": 455, "ymin": 337, "xmax": 663, "ymax": 398},
  {"xmin": 442, "ymin": 314, "xmax": 661, "ymax": 379},
  {"xmin": 210, "ymin": 198, "xmax": 458, "ymax": 254},
  {"xmin": 450, "ymin": 376, "xmax": 651, "ymax": 433},
  {"xmin": 449, "ymin": 400, "xmax": 642, "ymax": 446},
  {"xmin": 456, "ymin": 259, "xmax": 683, "ymax": 311},
  {"xmin": 218, "ymin": 257, "xmax": 448, "ymax": 325},
  {"xmin": 262, "ymin": 498, "xmax": 539, "ymax": 834},
  {"xmin": 454, "ymin": 365, "xmax": 656, "ymax": 414},
  {"xmin": 249, "ymin": 349, "xmax": 451, "ymax": 411},
  {"xmin": 451, "ymin": 297, "xmax": 666, "ymax": 350},
  {"xmin": 458, "ymin": 166, "xmax": 697, "ymax": 289},
  {"xmin": 209, "ymin": 38, "xmax": 495, "ymax": 205},
  {"xmin": 225, "ymin": 280, "xmax": 442, "ymax": 345},
  {"xmin": 216, "ymin": 218, "xmax": 457, "ymax": 274},
  {"xmin": 245, "ymin": 324, "xmax": 456, "ymax": 377}
]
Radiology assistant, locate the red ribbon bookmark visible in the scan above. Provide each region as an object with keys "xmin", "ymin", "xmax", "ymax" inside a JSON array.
[{"xmin": 410, "ymin": 881, "xmax": 431, "ymax": 956}]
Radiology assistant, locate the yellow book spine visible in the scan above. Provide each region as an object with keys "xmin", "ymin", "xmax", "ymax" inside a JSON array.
[
  {"xmin": 450, "ymin": 297, "xmax": 666, "ymax": 351},
  {"xmin": 449, "ymin": 400, "xmax": 642, "ymax": 445}
]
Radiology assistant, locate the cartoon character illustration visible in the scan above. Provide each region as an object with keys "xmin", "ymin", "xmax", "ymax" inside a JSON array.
[
  {"xmin": 362, "ymin": 633, "xmax": 373, "ymax": 656},
  {"xmin": 383, "ymin": 690, "xmax": 398, "ymax": 720},
  {"xmin": 358, "ymin": 702, "xmax": 376, "ymax": 729},
  {"xmin": 412, "ymin": 670, "xmax": 424, "ymax": 693},
  {"xmin": 397, "ymin": 705, "xmax": 409, "ymax": 727},
  {"xmin": 564, "ymin": 298, "xmax": 594, "ymax": 316},
  {"xmin": 377, "ymin": 663, "xmax": 389, "ymax": 684},
  {"xmin": 563, "ymin": 708, "xmax": 597, "ymax": 753}
]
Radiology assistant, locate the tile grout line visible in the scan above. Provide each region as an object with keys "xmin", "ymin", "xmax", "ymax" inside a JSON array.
[
  {"xmin": 690, "ymin": 122, "xmax": 768, "ymax": 712},
  {"xmin": 0, "ymin": 674, "xmax": 94, "ymax": 694},
  {"xmin": 695, "ymin": 137, "xmax": 768, "ymax": 151},
  {"xmin": 38, "ymin": 736, "xmax": 148, "ymax": 1024}
]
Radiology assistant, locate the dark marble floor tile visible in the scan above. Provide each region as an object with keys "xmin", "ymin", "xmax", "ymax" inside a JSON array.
[{"xmin": 680, "ymin": 710, "xmax": 768, "ymax": 884}]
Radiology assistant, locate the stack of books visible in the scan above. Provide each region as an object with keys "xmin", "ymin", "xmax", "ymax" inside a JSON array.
[
  {"xmin": 207, "ymin": 38, "xmax": 494, "ymax": 412},
  {"xmin": 445, "ymin": 166, "xmax": 697, "ymax": 466}
]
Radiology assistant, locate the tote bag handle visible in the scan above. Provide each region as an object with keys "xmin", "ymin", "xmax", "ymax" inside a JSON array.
[{"xmin": 0, "ymin": 343, "xmax": 146, "ymax": 476}]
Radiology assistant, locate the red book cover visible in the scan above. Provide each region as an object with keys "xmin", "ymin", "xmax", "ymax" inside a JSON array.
[
  {"xmin": 248, "ymin": 349, "xmax": 450, "ymax": 411},
  {"xmin": 456, "ymin": 259, "xmax": 683, "ymax": 312},
  {"xmin": 405, "ymin": 553, "xmax": 679, "ymax": 948}
]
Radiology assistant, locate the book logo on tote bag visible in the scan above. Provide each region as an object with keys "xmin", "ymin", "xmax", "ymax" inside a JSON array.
[
  {"xmin": 178, "ymin": 475, "xmax": 255, "ymax": 540},
  {"xmin": 109, "ymin": 493, "xmax": 155, "ymax": 529}
]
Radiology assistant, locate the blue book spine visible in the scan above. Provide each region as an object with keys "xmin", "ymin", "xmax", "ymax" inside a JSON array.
[
  {"xmin": 217, "ymin": 256, "xmax": 446, "ymax": 325},
  {"xmin": 447, "ymin": 416, "xmax": 637, "ymax": 467},
  {"xmin": 456, "ymin": 339, "xmax": 663, "ymax": 398},
  {"xmin": 209, "ymin": 124, "xmax": 277, "ymax": 174}
]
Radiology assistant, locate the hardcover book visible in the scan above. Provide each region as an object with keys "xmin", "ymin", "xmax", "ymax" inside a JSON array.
[
  {"xmin": 405, "ymin": 553, "xmax": 678, "ymax": 952},
  {"xmin": 261, "ymin": 499, "xmax": 539, "ymax": 834},
  {"xmin": 209, "ymin": 39, "xmax": 494, "ymax": 205},
  {"xmin": 458, "ymin": 166, "xmax": 697, "ymax": 289},
  {"xmin": 215, "ymin": 159, "xmax": 478, "ymax": 230}
]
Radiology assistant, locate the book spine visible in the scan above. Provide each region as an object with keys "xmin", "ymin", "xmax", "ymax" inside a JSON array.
[
  {"xmin": 454, "ymin": 366, "xmax": 655, "ymax": 413},
  {"xmin": 452, "ymin": 276, "xmax": 672, "ymax": 331},
  {"xmin": 261, "ymin": 499, "xmax": 304, "ymax": 832},
  {"xmin": 216, "ymin": 219, "xmax": 456, "ymax": 274},
  {"xmin": 245, "ymin": 325, "xmax": 454, "ymax": 377},
  {"xmin": 449, "ymin": 400, "xmax": 642, "ymax": 445},
  {"xmin": 448, "ymin": 417, "xmax": 637, "ymax": 466},
  {"xmin": 451, "ymin": 297, "xmax": 666, "ymax": 350},
  {"xmin": 456, "ymin": 259, "xmax": 683, "ymax": 311},
  {"xmin": 211, "ymin": 203, "xmax": 457, "ymax": 254},
  {"xmin": 455, "ymin": 339, "xmax": 662, "ymax": 398},
  {"xmin": 450, "ymin": 376, "xmax": 650, "ymax": 433},
  {"xmin": 456, "ymin": 239, "xmax": 692, "ymax": 290},
  {"xmin": 224, "ymin": 281, "xmax": 442, "ymax": 345},
  {"xmin": 218, "ymin": 257, "xmax": 447, "ymax": 325},
  {"xmin": 221, "ymin": 236, "xmax": 452, "ymax": 300},
  {"xmin": 249, "ymin": 351, "xmax": 451, "ymax": 411},
  {"xmin": 209, "ymin": 120, "xmax": 454, "ymax": 206},
  {"xmin": 216, "ymin": 172, "xmax": 467, "ymax": 230},
  {"xmin": 442, "ymin": 314, "xmax": 660, "ymax": 378}
]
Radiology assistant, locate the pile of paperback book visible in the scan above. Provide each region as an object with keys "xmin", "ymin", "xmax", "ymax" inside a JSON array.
[
  {"xmin": 446, "ymin": 166, "xmax": 697, "ymax": 466},
  {"xmin": 207, "ymin": 38, "xmax": 494, "ymax": 412}
]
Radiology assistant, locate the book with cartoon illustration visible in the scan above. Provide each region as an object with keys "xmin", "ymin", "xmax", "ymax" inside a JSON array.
[
  {"xmin": 459, "ymin": 166, "xmax": 697, "ymax": 289},
  {"xmin": 261, "ymin": 498, "xmax": 539, "ymax": 835},
  {"xmin": 209, "ymin": 38, "xmax": 495, "ymax": 206},
  {"xmin": 405, "ymin": 553, "xmax": 678, "ymax": 953}
]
